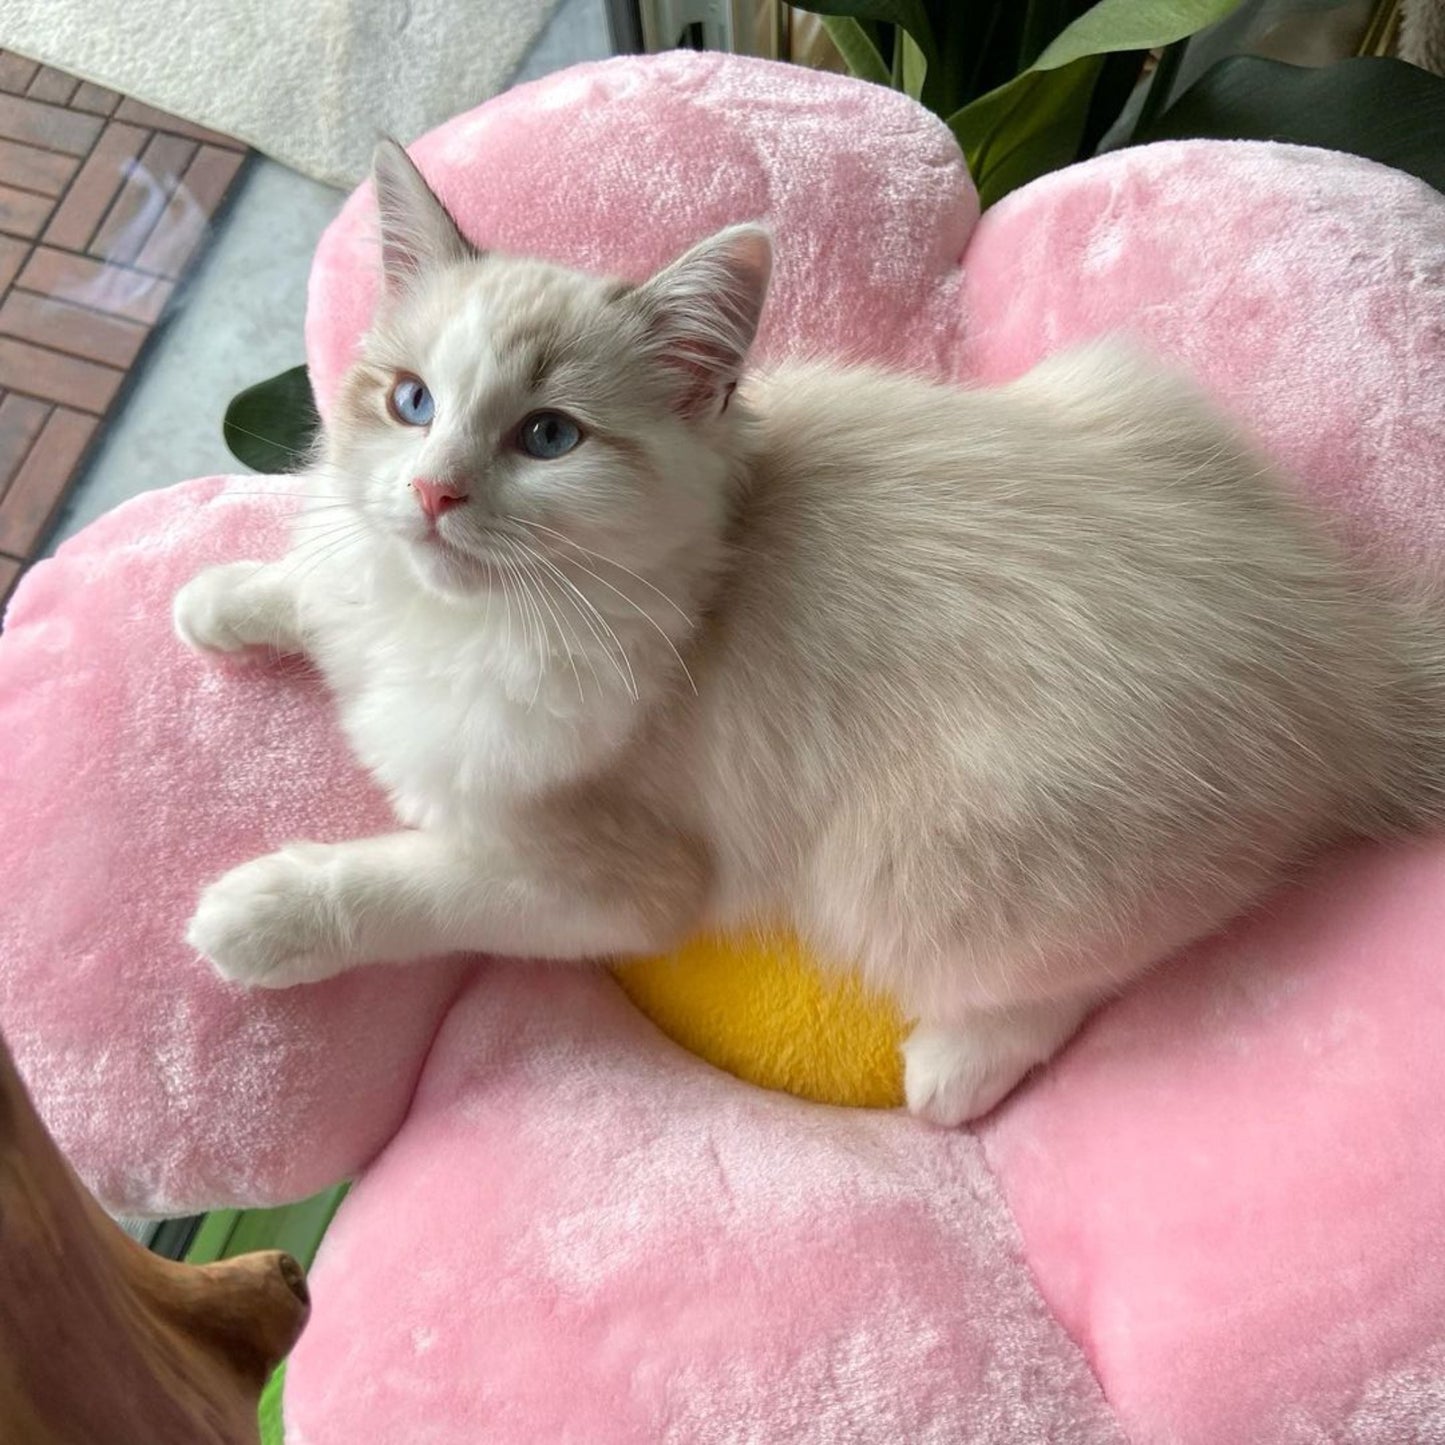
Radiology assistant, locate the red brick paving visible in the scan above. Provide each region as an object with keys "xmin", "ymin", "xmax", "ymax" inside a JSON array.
[
  {"xmin": 71, "ymin": 82, "xmax": 122, "ymax": 119},
  {"xmin": 0, "ymin": 50, "xmax": 248, "ymax": 607},
  {"xmin": 0, "ymin": 138, "xmax": 77, "ymax": 197},
  {"xmin": 0, "ymin": 406, "xmax": 96, "ymax": 554},
  {"xmin": 0, "ymin": 289, "xmax": 147, "ymax": 369},
  {"xmin": 0, "ymin": 181, "xmax": 51, "ymax": 238},
  {"xmin": 91, "ymin": 132, "xmax": 198, "ymax": 265},
  {"xmin": 0, "ymin": 55, "xmax": 39, "ymax": 95},
  {"xmin": 16, "ymin": 245, "xmax": 175, "ymax": 325},
  {"xmin": 0, "ymin": 91, "xmax": 103, "ymax": 155},
  {"xmin": 0, "ymin": 393, "xmax": 47, "ymax": 480},
  {"xmin": 0, "ymin": 236, "xmax": 24, "ymax": 293},
  {"xmin": 27, "ymin": 66, "xmax": 80, "ymax": 108},
  {"xmin": 41, "ymin": 121, "xmax": 147, "ymax": 250}
]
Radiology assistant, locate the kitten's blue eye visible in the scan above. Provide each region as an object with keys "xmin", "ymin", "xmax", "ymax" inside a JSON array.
[
  {"xmin": 518, "ymin": 411, "xmax": 582, "ymax": 460},
  {"xmin": 388, "ymin": 374, "xmax": 434, "ymax": 427}
]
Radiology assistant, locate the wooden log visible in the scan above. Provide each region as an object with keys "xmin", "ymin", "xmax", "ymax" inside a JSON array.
[{"xmin": 0, "ymin": 1029, "xmax": 309, "ymax": 1443}]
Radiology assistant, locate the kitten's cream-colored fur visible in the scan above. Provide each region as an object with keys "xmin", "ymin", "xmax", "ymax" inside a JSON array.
[{"xmin": 175, "ymin": 142, "xmax": 1445, "ymax": 1124}]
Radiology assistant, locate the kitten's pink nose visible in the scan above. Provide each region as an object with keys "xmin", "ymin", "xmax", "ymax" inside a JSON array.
[{"xmin": 412, "ymin": 477, "xmax": 467, "ymax": 521}]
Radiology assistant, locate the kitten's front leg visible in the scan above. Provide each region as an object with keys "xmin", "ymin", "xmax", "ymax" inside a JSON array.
[
  {"xmin": 173, "ymin": 560, "xmax": 306, "ymax": 660},
  {"xmin": 187, "ymin": 843, "xmax": 349, "ymax": 987},
  {"xmin": 189, "ymin": 827, "xmax": 702, "ymax": 989},
  {"xmin": 902, "ymin": 995, "xmax": 1097, "ymax": 1127}
]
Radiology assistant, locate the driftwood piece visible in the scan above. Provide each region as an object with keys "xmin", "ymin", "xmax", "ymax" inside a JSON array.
[{"xmin": 0, "ymin": 1029, "xmax": 308, "ymax": 1443}]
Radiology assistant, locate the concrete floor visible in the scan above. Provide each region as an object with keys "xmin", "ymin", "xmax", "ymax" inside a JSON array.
[{"xmin": 49, "ymin": 0, "xmax": 611, "ymax": 550}]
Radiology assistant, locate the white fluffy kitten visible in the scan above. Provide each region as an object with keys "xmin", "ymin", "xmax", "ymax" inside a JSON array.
[{"xmin": 175, "ymin": 141, "xmax": 1445, "ymax": 1125}]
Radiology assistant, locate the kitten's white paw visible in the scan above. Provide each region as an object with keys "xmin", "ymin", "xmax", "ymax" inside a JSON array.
[
  {"xmin": 173, "ymin": 562, "xmax": 274, "ymax": 659},
  {"xmin": 902, "ymin": 1022, "xmax": 1033, "ymax": 1127},
  {"xmin": 902, "ymin": 998, "xmax": 1089, "ymax": 1127},
  {"xmin": 188, "ymin": 846, "xmax": 346, "ymax": 989}
]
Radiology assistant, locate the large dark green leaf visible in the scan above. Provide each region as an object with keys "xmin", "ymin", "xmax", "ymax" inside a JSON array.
[
  {"xmin": 1076, "ymin": 45, "xmax": 1149, "ymax": 158},
  {"xmin": 1135, "ymin": 55, "xmax": 1445, "ymax": 195},
  {"xmin": 1033, "ymin": 0, "xmax": 1246, "ymax": 69},
  {"xmin": 957, "ymin": 2, "xmax": 1029, "ymax": 101},
  {"xmin": 1019, "ymin": 0, "xmax": 1095, "ymax": 69},
  {"xmin": 947, "ymin": 0, "xmax": 1248, "ymax": 207},
  {"xmin": 788, "ymin": 0, "xmax": 937, "ymax": 66},
  {"xmin": 820, "ymin": 16, "xmax": 891, "ymax": 86},
  {"xmin": 951, "ymin": 57, "xmax": 1105, "ymax": 209},
  {"xmin": 223, "ymin": 364, "xmax": 321, "ymax": 474},
  {"xmin": 916, "ymin": 0, "xmax": 1009, "ymax": 112}
]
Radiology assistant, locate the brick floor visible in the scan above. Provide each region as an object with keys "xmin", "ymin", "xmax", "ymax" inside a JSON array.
[{"xmin": 0, "ymin": 51, "xmax": 248, "ymax": 606}]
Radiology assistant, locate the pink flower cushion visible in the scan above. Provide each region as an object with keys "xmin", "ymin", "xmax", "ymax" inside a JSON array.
[
  {"xmin": 2, "ymin": 50, "xmax": 1443, "ymax": 1442},
  {"xmin": 0, "ymin": 481, "xmax": 474, "ymax": 1212}
]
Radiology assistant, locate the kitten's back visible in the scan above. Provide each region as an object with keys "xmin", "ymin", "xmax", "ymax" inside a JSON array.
[{"xmin": 690, "ymin": 345, "xmax": 1445, "ymax": 975}]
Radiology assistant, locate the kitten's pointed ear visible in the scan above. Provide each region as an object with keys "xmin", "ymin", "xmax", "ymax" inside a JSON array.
[
  {"xmin": 372, "ymin": 138, "xmax": 475, "ymax": 293},
  {"xmin": 629, "ymin": 224, "xmax": 773, "ymax": 419}
]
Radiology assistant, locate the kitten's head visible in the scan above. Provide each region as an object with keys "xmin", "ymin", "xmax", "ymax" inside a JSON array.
[{"xmin": 326, "ymin": 139, "xmax": 771, "ymax": 599}]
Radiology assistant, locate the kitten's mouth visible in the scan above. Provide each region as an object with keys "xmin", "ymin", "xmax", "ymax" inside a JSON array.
[
  {"xmin": 407, "ymin": 527, "xmax": 505, "ymax": 593},
  {"xmin": 416, "ymin": 520, "xmax": 475, "ymax": 558}
]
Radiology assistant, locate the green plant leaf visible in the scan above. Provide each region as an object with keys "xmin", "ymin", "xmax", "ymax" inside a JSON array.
[
  {"xmin": 1034, "ymin": 0, "xmax": 1247, "ymax": 70},
  {"xmin": 1078, "ymin": 45, "xmax": 1149, "ymax": 157},
  {"xmin": 789, "ymin": 0, "xmax": 937, "ymax": 67},
  {"xmin": 819, "ymin": 16, "xmax": 892, "ymax": 86},
  {"xmin": 950, "ymin": 56, "xmax": 1104, "ymax": 208},
  {"xmin": 947, "ymin": 0, "xmax": 1248, "ymax": 207},
  {"xmin": 1134, "ymin": 55, "xmax": 1445, "ymax": 196},
  {"xmin": 223, "ymin": 364, "xmax": 320, "ymax": 474},
  {"xmin": 1019, "ymin": 0, "xmax": 1084, "ymax": 69},
  {"xmin": 911, "ymin": 0, "xmax": 989, "ymax": 110},
  {"xmin": 900, "ymin": 30, "xmax": 928, "ymax": 99}
]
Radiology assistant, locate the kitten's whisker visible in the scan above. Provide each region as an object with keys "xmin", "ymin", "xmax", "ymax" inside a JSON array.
[
  {"xmin": 283, "ymin": 525, "xmax": 369, "ymax": 569},
  {"xmin": 506, "ymin": 536, "xmax": 639, "ymax": 695},
  {"xmin": 496, "ymin": 547, "xmax": 516, "ymax": 657},
  {"xmin": 222, "ymin": 420, "xmax": 320, "ymax": 466},
  {"xmin": 531, "ymin": 573, "xmax": 589, "ymax": 707},
  {"xmin": 282, "ymin": 519, "xmax": 371, "ymax": 553},
  {"xmin": 505, "ymin": 551, "xmax": 551, "ymax": 710},
  {"xmin": 520, "ymin": 541, "xmax": 697, "ymax": 696},
  {"xmin": 220, "ymin": 457, "xmax": 378, "ymax": 507},
  {"xmin": 506, "ymin": 516, "xmax": 696, "ymax": 629},
  {"xmin": 311, "ymin": 460, "xmax": 402, "ymax": 495},
  {"xmin": 491, "ymin": 549, "xmax": 527, "ymax": 697},
  {"xmin": 503, "ymin": 547, "xmax": 549, "ymax": 709},
  {"xmin": 221, "ymin": 490, "xmax": 344, "ymax": 504},
  {"xmin": 508, "ymin": 538, "xmax": 639, "ymax": 700},
  {"xmin": 269, "ymin": 530, "xmax": 370, "ymax": 602},
  {"xmin": 270, "ymin": 523, "xmax": 370, "ymax": 590},
  {"xmin": 540, "ymin": 573, "xmax": 595, "ymax": 705},
  {"xmin": 288, "ymin": 514, "xmax": 368, "ymax": 539},
  {"xmin": 527, "ymin": 557, "xmax": 605, "ymax": 703},
  {"xmin": 501, "ymin": 537, "xmax": 585, "ymax": 705},
  {"xmin": 280, "ymin": 519, "xmax": 368, "ymax": 555},
  {"xmin": 525, "ymin": 552, "xmax": 638, "ymax": 701}
]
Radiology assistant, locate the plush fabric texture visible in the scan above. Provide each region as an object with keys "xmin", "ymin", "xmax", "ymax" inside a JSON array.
[
  {"xmin": 0, "ymin": 480, "xmax": 472, "ymax": 1214},
  {"xmin": 286, "ymin": 965, "xmax": 1121, "ymax": 1445},
  {"xmin": 3, "ymin": 50, "xmax": 1444, "ymax": 1443},
  {"xmin": 985, "ymin": 839, "xmax": 1445, "ymax": 1444},
  {"xmin": 952, "ymin": 140, "xmax": 1445, "ymax": 569},
  {"xmin": 304, "ymin": 54, "xmax": 977, "ymax": 408}
]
